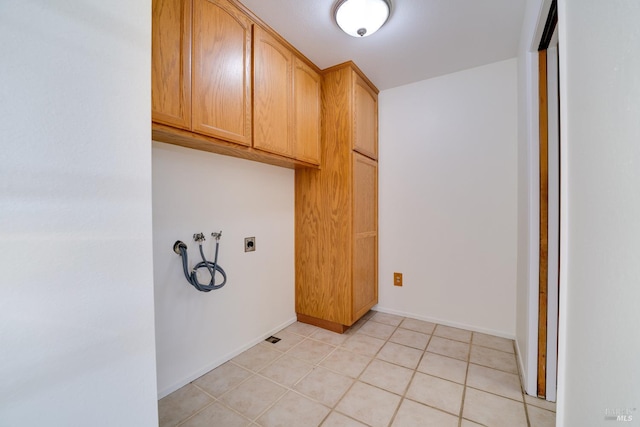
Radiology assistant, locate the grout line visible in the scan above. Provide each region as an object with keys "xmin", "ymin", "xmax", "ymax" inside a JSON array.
[
  {"xmin": 174, "ymin": 398, "xmax": 217, "ymax": 427},
  {"xmin": 458, "ymin": 331, "xmax": 473, "ymax": 427}
]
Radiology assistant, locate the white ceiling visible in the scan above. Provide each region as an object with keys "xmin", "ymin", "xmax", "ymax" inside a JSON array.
[{"xmin": 240, "ymin": 0, "xmax": 526, "ymax": 91}]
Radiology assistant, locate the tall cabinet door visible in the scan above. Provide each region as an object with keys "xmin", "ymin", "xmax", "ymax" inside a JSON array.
[
  {"xmin": 253, "ymin": 26, "xmax": 294, "ymax": 157},
  {"xmin": 152, "ymin": 0, "xmax": 191, "ymax": 129},
  {"xmin": 192, "ymin": 0, "xmax": 252, "ymax": 146},
  {"xmin": 294, "ymin": 58, "xmax": 321, "ymax": 165},
  {"xmin": 353, "ymin": 72, "xmax": 378, "ymax": 160},
  {"xmin": 353, "ymin": 153, "xmax": 378, "ymax": 320}
]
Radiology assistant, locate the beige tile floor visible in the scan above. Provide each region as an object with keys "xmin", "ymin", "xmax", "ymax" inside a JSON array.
[{"xmin": 158, "ymin": 311, "xmax": 556, "ymax": 427}]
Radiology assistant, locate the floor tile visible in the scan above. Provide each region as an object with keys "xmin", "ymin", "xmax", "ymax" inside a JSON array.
[
  {"xmin": 320, "ymin": 348, "xmax": 372, "ymax": 378},
  {"xmin": 158, "ymin": 313, "xmax": 539, "ymax": 427},
  {"xmin": 341, "ymin": 333, "xmax": 386, "ymax": 356},
  {"xmin": 288, "ymin": 338, "xmax": 336, "ymax": 364},
  {"xmin": 399, "ymin": 318, "xmax": 436, "ymax": 334},
  {"xmin": 417, "ymin": 352, "xmax": 468, "ymax": 384},
  {"xmin": 525, "ymin": 394, "xmax": 557, "ymax": 412},
  {"xmin": 389, "ymin": 328, "xmax": 430, "ymax": 350},
  {"xmin": 180, "ymin": 402, "xmax": 250, "ymax": 427},
  {"xmin": 434, "ymin": 325, "xmax": 472, "ymax": 343},
  {"xmin": 193, "ymin": 362, "xmax": 252, "ymax": 398},
  {"xmin": 259, "ymin": 354, "xmax": 313, "ymax": 387},
  {"xmin": 472, "ymin": 332, "xmax": 515, "ymax": 353},
  {"xmin": 362, "ymin": 310, "xmax": 376, "ymax": 320},
  {"xmin": 294, "ymin": 367, "xmax": 354, "ymax": 407},
  {"xmin": 427, "ymin": 336, "xmax": 470, "ymax": 361},
  {"xmin": 219, "ymin": 375, "xmax": 286, "ymax": 420},
  {"xmin": 356, "ymin": 320, "xmax": 396, "ymax": 340},
  {"xmin": 469, "ymin": 345, "xmax": 518, "ymax": 374},
  {"xmin": 463, "ymin": 388, "xmax": 527, "ymax": 427},
  {"xmin": 257, "ymin": 391, "xmax": 330, "ymax": 427},
  {"xmin": 391, "ymin": 398, "xmax": 459, "ymax": 427},
  {"xmin": 265, "ymin": 330, "xmax": 305, "ymax": 352},
  {"xmin": 158, "ymin": 384, "xmax": 214, "ymax": 427},
  {"xmin": 311, "ymin": 328, "xmax": 350, "ymax": 346},
  {"xmin": 371, "ymin": 312, "xmax": 404, "ymax": 326},
  {"xmin": 345, "ymin": 317, "xmax": 368, "ymax": 334},
  {"xmin": 466, "ymin": 363, "xmax": 523, "ymax": 401},
  {"xmin": 321, "ymin": 411, "xmax": 368, "ymax": 427},
  {"xmin": 232, "ymin": 344, "xmax": 282, "ymax": 372},
  {"xmin": 285, "ymin": 322, "xmax": 320, "ymax": 337},
  {"xmin": 527, "ymin": 405, "xmax": 557, "ymax": 426},
  {"xmin": 405, "ymin": 372, "xmax": 464, "ymax": 416},
  {"xmin": 376, "ymin": 341, "xmax": 423, "ymax": 369},
  {"xmin": 359, "ymin": 359, "xmax": 413, "ymax": 395},
  {"xmin": 335, "ymin": 382, "xmax": 401, "ymax": 427}
]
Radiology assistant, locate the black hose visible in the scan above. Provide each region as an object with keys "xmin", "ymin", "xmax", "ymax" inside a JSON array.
[{"xmin": 177, "ymin": 241, "xmax": 227, "ymax": 292}]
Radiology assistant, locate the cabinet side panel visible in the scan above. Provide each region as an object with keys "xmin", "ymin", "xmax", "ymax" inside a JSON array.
[
  {"xmin": 295, "ymin": 168, "xmax": 323, "ymax": 316},
  {"xmin": 295, "ymin": 67, "xmax": 353, "ymax": 325},
  {"xmin": 192, "ymin": 0, "xmax": 252, "ymax": 145},
  {"xmin": 152, "ymin": 0, "xmax": 191, "ymax": 129}
]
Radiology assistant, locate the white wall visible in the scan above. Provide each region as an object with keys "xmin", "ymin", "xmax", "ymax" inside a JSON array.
[
  {"xmin": 152, "ymin": 142, "xmax": 296, "ymax": 397},
  {"xmin": 557, "ymin": 1, "xmax": 640, "ymax": 425},
  {"xmin": 0, "ymin": 1, "xmax": 158, "ymax": 426},
  {"xmin": 377, "ymin": 59, "xmax": 518, "ymax": 337}
]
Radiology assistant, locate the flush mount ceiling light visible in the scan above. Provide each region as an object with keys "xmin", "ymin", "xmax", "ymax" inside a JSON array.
[{"xmin": 334, "ymin": 0, "xmax": 391, "ymax": 38}]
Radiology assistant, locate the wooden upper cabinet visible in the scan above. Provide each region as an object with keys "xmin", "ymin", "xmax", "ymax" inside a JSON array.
[
  {"xmin": 293, "ymin": 58, "xmax": 321, "ymax": 165},
  {"xmin": 192, "ymin": 0, "xmax": 252, "ymax": 146},
  {"xmin": 253, "ymin": 26, "xmax": 294, "ymax": 158},
  {"xmin": 152, "ymin": 0, "xmax": 324, "ymax": 168},
  {"xmin": 353, "ymin": 72, "xmax": 378, "ymax": 160},
  {"xmin": 152, "ymin": 0, "xmax": 191, "ymax": 130}
]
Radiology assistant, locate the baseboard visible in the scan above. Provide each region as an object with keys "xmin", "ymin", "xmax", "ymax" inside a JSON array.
[
  {"xmin": 516, "ymin": 340, "xmax": 538, "ymax": 397},
  {"xmin": 372, "ymin": 305, "xmax": 516, "ymax": 340},
  {"xmin": 157, "ymin": 315, "xmax": 297, "ymax": 399}
]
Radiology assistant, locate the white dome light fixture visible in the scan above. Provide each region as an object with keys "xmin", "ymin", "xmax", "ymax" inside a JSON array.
[{"xmin": 334, "ymin": 0, "xmax": 391, "ymax": 38}]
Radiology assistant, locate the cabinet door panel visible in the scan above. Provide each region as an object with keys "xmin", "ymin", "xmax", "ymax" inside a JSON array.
[
  {"xmin": 192, "ymin": 0, "xmax": 252, "ymax": 145},
  {"xmin": 354, "ymin": 154, "xmax": 377, "ymax": 234},
  {"xmin": 152, "ymin": 0, "xmax": 191, "ymax": 129},
  {"xmin": 354, "ymin": 235, "xmax": 377, "ymax": 319},
  {"xmin": 294, "ymin": 59, "xmax": 321, "ymax": 165},
  {"xmin": 254, "ymin": 27, "xmax": 293, "ymax": 157},
  {"xmin": 353, "ymin": 73, "xmax": 378, "ymax": 160},
  {"xmin": 353, "ymin": 153, "xmax": 378, "ymax": 318}
]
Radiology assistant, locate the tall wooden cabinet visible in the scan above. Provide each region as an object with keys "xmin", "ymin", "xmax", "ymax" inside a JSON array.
[{"xmin": 295, "ymin": 62, "xmax": 379, "ymax": 332}]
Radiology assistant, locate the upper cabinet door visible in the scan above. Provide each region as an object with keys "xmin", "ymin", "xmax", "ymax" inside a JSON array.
[
  {"xmin": 352, "ymin": 72, "xmax": 378, "ymax": 160},
  {"xmin": 192, "ymin": 0, "xmax": 252, "ymax": 146},
  {"xmin": 253, "ymin": 26, "xmax": 294, "ymax": 158},
  {"xmin": 152, "ymin": 0, "xmax": 191, "ymax": 129},
  {"xmin": 294, "ymin": 58, "xmax": 321, "ymax": 165}
]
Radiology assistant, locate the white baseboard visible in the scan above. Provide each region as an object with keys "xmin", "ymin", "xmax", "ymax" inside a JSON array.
[
  {"xmin": 157, "ymin": 316, "xmax": 297, "ymax": 399},
  {"xmin": 372, "ymin": 305, "xmax": 516, "ymax": 340}
]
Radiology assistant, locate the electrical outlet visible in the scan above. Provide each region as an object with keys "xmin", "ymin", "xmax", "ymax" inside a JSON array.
[
  {"xmin": 394, "ymin": 272, "xmax": 403, "ymax": 287},
  {"xmin": 244, "ymin": 237, "xmax": 255, "ymax": 252}
]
